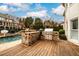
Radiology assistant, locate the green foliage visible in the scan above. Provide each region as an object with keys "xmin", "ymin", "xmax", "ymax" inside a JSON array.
[
  {"xmin": 59, "ymin": 34, "xmax": 67, "ymax": 40},
  {"xmin": 53, "ymin": 25, "xmax": 63, "ymax": 31},
  {"xmin": 44, "ymin": 20, "xmax": 53, "ymax": 28},
  {"xmin": 59, "ymin": 29, "xmax": 67, "ymax": 40},
  {"xmin": 23, "ymin": 16, "xmax": 64, "ymax": 32},
  {"xmin": 24, "ymin": 17, "xmax": 33, "ymax": 28},
  {"xmin": 59, "ymin": 29, "xmax": 65, "ymax": 34},
  {"xmin": 33, "ymin": 17, "xmax": 44, "ymax": 30},
  {"xmin": 53, "ymin": 27, "xmax": 59, "ymax": 31}
]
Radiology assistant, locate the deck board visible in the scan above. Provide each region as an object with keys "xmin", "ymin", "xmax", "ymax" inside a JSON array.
[{"xmin": 0, "ymin": 39, "xmax": 79, "ymax": 56}]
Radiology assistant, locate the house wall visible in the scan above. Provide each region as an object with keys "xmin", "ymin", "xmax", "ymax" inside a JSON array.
[
  {"xmin": 66, "ymin": 4, "xmax": 79, "ymax": 19},
  {"xmin": 65, "ymin": 3, "xmax": 79, "ymax": 45},
  {"xmin": 0, "ymin": 14, "xmax": 24, "ymax": 33}
]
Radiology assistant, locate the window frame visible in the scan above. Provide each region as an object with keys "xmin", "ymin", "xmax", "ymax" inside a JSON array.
[{"xmin": 71, "ymin": 17, "xmax": 78, "ymax": 30}]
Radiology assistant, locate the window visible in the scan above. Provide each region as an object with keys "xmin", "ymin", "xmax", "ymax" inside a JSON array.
[{"xmin": 72, "ymin": 18, "xmax": 78, "ymax": 29}]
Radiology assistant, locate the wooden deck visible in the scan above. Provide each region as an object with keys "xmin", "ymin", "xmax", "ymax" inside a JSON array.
[{"xmin": 0, "ymin": 39, "xmax": 79, "ymax": 56}]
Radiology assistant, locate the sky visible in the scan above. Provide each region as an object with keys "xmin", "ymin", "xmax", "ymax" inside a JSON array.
[{"xmin": 0, "ymin": 3, "xmax": 64, "ymax": 22}]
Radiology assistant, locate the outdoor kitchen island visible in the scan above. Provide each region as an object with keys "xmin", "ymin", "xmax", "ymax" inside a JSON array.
[{"xmin": 21, "ymin": 30, "xmax": 40, "ymax": 46}]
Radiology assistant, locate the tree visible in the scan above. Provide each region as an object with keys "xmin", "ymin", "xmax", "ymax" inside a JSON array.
[
  {"xmin": 18, "ymin": 18, "xmax": 25, "ymax": 30},
  {"xmin": 53, "ymin": 22, "xmax": 63, "ymax": 31},
  {"xmin": 44, "ymin": 20, "xmax": 53, "ymax": 28},
  {"xmin": 33, "ymin": 17, "xmax": 44, "ymax": 30},
  {"xmin": 19, "ymin": 18, "xmax": 22, "ymax": 22},
  {"xmin": 24, "ymin": 17, "xmax": 33, "ymax": 28}
]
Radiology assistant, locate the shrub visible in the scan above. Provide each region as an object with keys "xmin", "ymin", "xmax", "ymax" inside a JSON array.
[
  {"xmin": 53, "ymin": 27, "xmax": 60, "ymax": 31},
  {"xmin": 59, "ymin": 34, "xmax": 67, "ymax": 40},
  {"xmin": 59, "ymin": 29, "xmax": 67, "ymax": 40},
  {"xmin": 33, "ymin": 17, "xmax": 44, "ymax": 30},
  {"xmin": 53, "ymin": 24, "xmax": 63, "ymax": 31},
  {"xmin": 59, "ymin": 29, "xmax": 65, "ymax": 34}
]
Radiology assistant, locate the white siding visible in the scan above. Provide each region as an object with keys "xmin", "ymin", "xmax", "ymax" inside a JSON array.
[
  {"xmin": 66, "ymin": 4, "xmax": 79, "ymax": 20},
  {"xmin": 65, "ymin": 3, "xmax": 79, "ymax": 45}
]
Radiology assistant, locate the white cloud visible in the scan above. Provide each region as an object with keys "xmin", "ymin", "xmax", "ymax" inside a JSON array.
[
  {"xmin": 9, "ymin": 7, "xmax": 21, "ymax": 12},
  {"xmin": 5, "ymin": 3, "xmax": 31, "ymax": 11},
  {"xmin": 0, "ymin": 3, "xmax": 32, "ymax": 13},
  {"xmin": 26, "ymin": 10, "xmax": 47, "ymax": 17},
  {"xmin": 0, "ymin": 5, "xmax": 21, "ymax": 13},
  {"xmin": 0, "ymin": 5, "xmax": 9, "ymax": 11},
  {"xmin": 52, "ymin": 5, "xmax": 65, "ymax": 15},
  {"xmin": 5, "ymin": 3, "xmax": 29, "ymax": 7},
  {"xmin": 5, "ymin": 3, "xmax": 22, "ymax": 7},
  {"xmin": 35, "ymin": 3, "xmax": 46, "ymax": 11}
]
